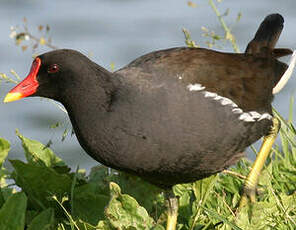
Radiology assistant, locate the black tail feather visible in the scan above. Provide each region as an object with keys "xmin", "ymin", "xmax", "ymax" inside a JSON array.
[
  {"xmin": 245, "ymin": 13, "xmax": 292, "ymax": 57},
  {"xmin": 273, "ymin": 48, "xmax": 293, "ymax": 58}
]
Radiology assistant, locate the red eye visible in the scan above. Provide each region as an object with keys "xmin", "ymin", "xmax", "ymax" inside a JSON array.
[{"xmin": 48, "ymin": 64, "xmax": 59, "ymax": 74}]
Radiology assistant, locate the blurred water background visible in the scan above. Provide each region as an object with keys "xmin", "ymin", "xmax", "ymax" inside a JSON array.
[{"xmin": 0, "ymin": 0, "xmax": 296, "ymax": 171}]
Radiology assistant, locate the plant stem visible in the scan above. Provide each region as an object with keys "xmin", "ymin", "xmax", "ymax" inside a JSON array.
[{"xmin": 208, "ymin": 0, "xmax": 240, "ymax": 53}]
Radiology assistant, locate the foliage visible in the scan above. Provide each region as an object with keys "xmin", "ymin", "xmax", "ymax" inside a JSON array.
[{"xmin": 10, "ymin": 17, "xmax": 57, "ymax": 52}]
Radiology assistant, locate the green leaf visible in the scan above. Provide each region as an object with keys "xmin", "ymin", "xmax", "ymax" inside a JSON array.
[
  {"xmin": 11, "ymin": 160, "xmax": 72, "ymax": 209},
  {"xmin": 111, "ymin": 172, "xmax": 161, "ymax": 213},
  {"xmin": 73, "ymin": 183, "xmax": 109, "ymax": 225},
  {"xmin": 173, "ymin": 183, "xmax": 193, "ymax": 224},
  {"xmin": 236, "ymin": 192, "xmax": 296, "ymax": 229},
  {"xmin": 88, "ymin": 165, "xmax": 111, "ymax": 195},
  {"xmin": 258, "ymin": 161, "xmax": 273, "ymax": 187},
  {"xmin": 0, "ymin": 190, "xmax": 5, "ymax": 208},
  {"xmin": 193, "ymin": 175, "xmax": 218, "ymax": 204},
  {"xmin": 189, "ymin": 175, "xmax": 218, "ymax": 228},
  {"xmin": 0, "ymin": 192, "xmax": 27, "ymax": 230},
  {"xmin": 89, "ymin": 166, "xmax": 162, "ymax": 214},
  {"xmin": 16, "ymin": 130, "xmax": 65, "ymax": 167},
  {"xmin": 151, "ymin": 224, "xmax": 166, "ymax": 230},
  {"xmin": 203, "ymin": 207, "xmax": 242, "ymax": 230},
  {"xmin": 27, "ymin": 208, "xmax": 55, "ymax": 230},
  {"xmin": 97, "ymin": 221, "xmax": 112, "ymax": 230},
  {"xmin": 105, "ymin": 182, "xmax": 155, "ymax": 230},
  {"xmin": 0, "ymin": 187, "xmax": 15, "ymax": 203},
  {"xmin": 0, "ymin": 138, "xmax": 10, "ymax": 168}
]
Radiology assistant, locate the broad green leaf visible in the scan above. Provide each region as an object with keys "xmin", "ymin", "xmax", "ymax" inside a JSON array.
[
  {"xmin": 193, "ymin": 175, "xmax": 218, "ymax": 204},
  {"xmin": 73, "ymin": 183, "xmax": 109, "ymax": 225},
  {"xmin": 0, "ymin": 192, "xmax": 27, "ymax": 230},
  {"xmin": 218, "ymin": 171, "xmax": 244, "ymax": 197},
  {"xmin": 11, "ymin": 160, "xmax": 72, "ymax": 208},
  {"xmin": 0, "ymin": 138, "xmax": 10, "ymax": 168},
  {"xmin": 16, "ymin": 130, "xmax": 66, "ymax": 168},
  {"xmin": 89, "ymin": 165, "xmax": 162, "ymax": 214},
  {"xmin": 106, "ymin": 182, "xmax": 155, "ymax": 230},
  {"xmin": 27, "ymin": 208, "xmax": 55, "ymax": 230},
  {"xmin": 111, "ymin": 172, "xmax": 161, "ymax": 213}
]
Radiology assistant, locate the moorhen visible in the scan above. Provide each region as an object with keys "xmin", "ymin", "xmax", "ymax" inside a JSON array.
[{"xmin": 4, "ymin": 13, "xmax": 295, "ymax": 230}]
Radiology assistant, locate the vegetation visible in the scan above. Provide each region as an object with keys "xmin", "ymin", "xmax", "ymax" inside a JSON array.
[{"xmin": 0, "ymin": 1, "xmax": 295, "ymax": 229}]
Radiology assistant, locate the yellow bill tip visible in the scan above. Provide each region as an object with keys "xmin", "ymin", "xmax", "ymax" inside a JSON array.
[{"xmin": 3, "ymin": 92, "xmax": 23, "ymax": 103}]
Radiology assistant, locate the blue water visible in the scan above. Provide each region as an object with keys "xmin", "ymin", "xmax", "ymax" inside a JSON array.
[{"xmin": 0, "ymin": 0, "xmax": 296, "ymax": 171}]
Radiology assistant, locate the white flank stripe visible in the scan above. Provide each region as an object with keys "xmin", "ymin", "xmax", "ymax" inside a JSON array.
[
  {"xmin": 258, "ymin": 113, "xmax": 273, "ymax": 121},
  {"xmin": 187, "ymin": 84, "xmax": 272, "ymax": 122},
  {"xmin": 187, "ymin": 84, "xmax": 205, "ymax": 91},
  {"xmin": 220, "ymin": 97, "xmax": 236, "ymax": 106},
  {"xmin": 248, "ymin": 111, "xmax": 261, "ymax": 119},
  {"xmin": 204, "ymin": 91, "xmax": 217, "ymax": 98},
  {"xmin": 239, "ymin": 113, "xmax": 255, "ymax": 122},
  {"xmin": 213, "ymin": 95, "xmax": 222, "ymax": 101},
  {"xmin": 232, "ymin": 108, "xmax": 243, "ymax": 114}
]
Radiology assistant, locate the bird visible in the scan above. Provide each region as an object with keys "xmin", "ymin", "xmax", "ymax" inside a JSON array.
[{"xmin": 4, "ymin": 13, "xmax": 295, "ymax": 230}]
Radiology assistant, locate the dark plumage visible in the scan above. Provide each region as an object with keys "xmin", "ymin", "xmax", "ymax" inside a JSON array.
[{"xmin": 4, "ymin": 14, "xmax": 291, "ymax": 190}]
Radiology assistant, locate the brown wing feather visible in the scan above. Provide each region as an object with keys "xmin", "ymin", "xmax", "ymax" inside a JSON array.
[{"xmin": 123, "ymin": 47, "xmax": 287, "ymax": 113}]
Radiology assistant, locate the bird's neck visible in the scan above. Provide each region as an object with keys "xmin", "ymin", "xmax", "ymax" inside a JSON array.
[
  {"xmin": 61, "ymin": 64, "xmax": 117, "ymax": 113},
  {"xmin": 59, "ymin": 66, "xmax": 119, "ymax": 163}
]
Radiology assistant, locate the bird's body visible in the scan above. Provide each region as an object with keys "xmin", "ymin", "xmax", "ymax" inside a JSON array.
[{"xmin": 36, "ymin": 46, "xmax": 286, "ymax": 188}]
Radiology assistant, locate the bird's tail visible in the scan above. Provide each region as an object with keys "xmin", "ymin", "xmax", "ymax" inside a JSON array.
[
  {"xmin": 245, "ymin": 13, "xmax": 295, "ymax": 94},
  {"xmin": 245, "ymin": 13, "xmax": 292, "ymax": 58}
]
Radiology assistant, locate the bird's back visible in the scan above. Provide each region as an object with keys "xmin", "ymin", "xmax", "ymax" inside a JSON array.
[{"xmin": 118, "ymin": 47, "xmax": 287, "ymax": 113}]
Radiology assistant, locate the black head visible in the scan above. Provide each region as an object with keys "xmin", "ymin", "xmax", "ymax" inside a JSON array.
[{"xmin": 4, "ymin": 49, "xmax": 108, "ymax": 103}]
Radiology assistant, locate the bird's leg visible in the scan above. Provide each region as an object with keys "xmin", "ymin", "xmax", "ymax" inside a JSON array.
[
  {"xmin": 239, "ymin": 117, "xmax": 280, "ymax": 209},
  {"xmin": 165, "ymin": 190, "xmax": 179, "ymax": 230}
]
